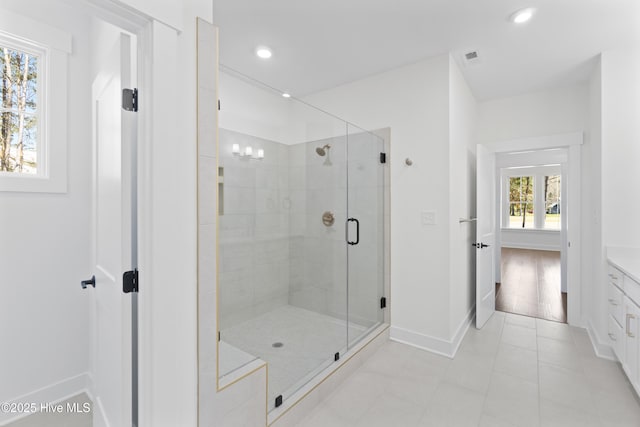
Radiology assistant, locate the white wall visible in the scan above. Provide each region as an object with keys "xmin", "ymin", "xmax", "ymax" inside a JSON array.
[
  {"xmin": 143, "ymin": 1, "xmax": 212, "ymax": 425},
  {"xmin": 601, "ymin": 48, "xmax": 640, "ymax": 248},
  {"xmin": 0, "ymin": 0, "xmax": 92, "ymax": 412},
  {"xmin": 448, "ymin": 57, "xmax": 478, "ymax": 338},
  {"xmin": 306, "ymin": 55, "xmax": 477, "ymax": 354},
  {"xmin": 587, "ymin": 56, "xmax": 605, "ymax": 343},
  {"xmin": 117, "ymin": 0, "xmax": 183, "ymax": 31},
  {"xmin": 587, "ymin": 47, "xmax": 640, "ymax": 349},
  {"xmin": 501, "ymin": 230, "xmax": 561, "ymax": 251},
  {"xmin": 478, "ymin": 84, "xmax": 590, "ymax": 322},
  {"xmin": 219, "ymin": 69, "xmax": 349, "ymax": 146},
  {"xmin": 477, "ymin": 85, "xmax": 589, "ymax": 144},
  {"xmin": 219, "ymin": 71, "xmax": 294, "ymax": 144}
]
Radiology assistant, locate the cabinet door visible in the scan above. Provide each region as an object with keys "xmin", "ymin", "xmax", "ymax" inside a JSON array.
[
  {"xmin": 623, "ymin": 296, "xmax": 640, "ymax": 387},
  {"xmin": 608, "ymin": 314, "xmax": 624, "ymax": 361},
  {"xmin": 608, "ymin": 283, "xmax": 624, "ymax": 325},
  {"xmin": 608, "ymin": 265, "xmax": 623, "ymax": 288}
]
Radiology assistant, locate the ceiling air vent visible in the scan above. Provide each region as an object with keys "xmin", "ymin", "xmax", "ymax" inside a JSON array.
[{"xmin": 463, "ymin": 50, "xmax": 481, "ymax": 66}]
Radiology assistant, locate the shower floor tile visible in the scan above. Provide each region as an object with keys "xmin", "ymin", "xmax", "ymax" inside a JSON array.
[{"xmin": 221, "ymin": 305, "xmax": 368, "ymax": 408}]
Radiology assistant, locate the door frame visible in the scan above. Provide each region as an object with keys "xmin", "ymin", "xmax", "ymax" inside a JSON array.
[
  {"xmin": 90, "ymin": 29, "xmax": 137, "ymax": 427},
  {"xmin": 78, "ymin": 1, "xmax": 195, "ymax": 426},
  {"xmin": 485, "ymin": 132, "xmax": 583, "ymax": 326}
]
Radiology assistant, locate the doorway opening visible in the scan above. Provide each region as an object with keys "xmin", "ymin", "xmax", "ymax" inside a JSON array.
[{"xmin": 494, "ymin": 157, "xmax": 567, "ymax": 323}]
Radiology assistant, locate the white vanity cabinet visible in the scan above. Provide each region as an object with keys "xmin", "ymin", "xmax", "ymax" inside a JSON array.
[
  {"xmin": 607, "ymin": 267, "xmax": 625, "ymax": 360},
  {"xmin": 623, "ymin": 295, "xmax": 640, "ymax": 386},
  {"xmin": 606, "ymin": 248, "xmax": 640, "ymax": 397}
]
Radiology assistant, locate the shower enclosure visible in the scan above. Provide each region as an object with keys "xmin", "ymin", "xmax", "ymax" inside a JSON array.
[{"xmin": 217, "ymin": 68, "xmax": 387, "ymax": 411}]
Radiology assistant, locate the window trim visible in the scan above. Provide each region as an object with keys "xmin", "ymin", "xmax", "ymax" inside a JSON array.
[
  {"xmin": 0, "ymin": 36, "xmax": 46, "ymax": 178},
  {"xmin": 501, "ymin": 165, "xmax": 562, "ymax": 231},
  {"xmin": 0, "ymin": 8, "xmax": 71, "ymax": 193}
]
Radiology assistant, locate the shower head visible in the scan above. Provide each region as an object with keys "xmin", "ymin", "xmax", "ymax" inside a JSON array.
[{"xmin": 315, "ymin": 144, "xmax": 331, "ymax": 156}]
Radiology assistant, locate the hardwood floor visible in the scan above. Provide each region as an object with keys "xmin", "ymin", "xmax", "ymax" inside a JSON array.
[{"xmin": 496, "ymin": 247, "xmax": 567, "ymax": 323}]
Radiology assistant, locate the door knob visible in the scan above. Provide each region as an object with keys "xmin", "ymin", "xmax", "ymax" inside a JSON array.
[
  {"xmin": 81, "ymin": 275, "xmax": 96, "ymax": 289},
  {"xmin": 471, "ymin": 243, "xmax": 490, "ymax": 249}
]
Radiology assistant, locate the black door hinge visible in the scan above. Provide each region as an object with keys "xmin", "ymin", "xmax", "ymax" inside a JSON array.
[
  {"xmin": 123, "ymin": 269, "xmax": 139, "ymax": 293},
  {"xmin": 218, "ymin": 99, "xmax": 221, "ymax": 111},
  {"xmin": 380, "ymin": 297, "xmax": 387, "ymax": 309},
  {"xmin": 122, "ymin": 88, "xmax": 138, "ymax": 112},
  {"xmin": 380, "ymin": 152, "xmax": 386, "ymax": 164},
  {"xmin": 334, "ymin": 352, "xmax": 340, "ymax": 361},
  {"xmin": 275, "ymin": 395, "xmax": 283, "ymax": 408}
]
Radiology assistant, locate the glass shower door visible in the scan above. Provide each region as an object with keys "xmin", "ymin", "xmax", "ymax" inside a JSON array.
[
  {"xmin": 276, "ymin": 124, "xmax": 350, "ymax": 409},
  {"xmin": 216, "ymin": 68, "xmax": 349, "ymax": 412},
  {"xmin": 346, "ymin": 124, "xmax": 386, "ymax": 348}
]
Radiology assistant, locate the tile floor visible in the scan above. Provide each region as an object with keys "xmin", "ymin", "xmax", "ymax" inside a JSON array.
[{"xmin": 295, "ymin": 312, "xmax": 640, "ymax": 427}]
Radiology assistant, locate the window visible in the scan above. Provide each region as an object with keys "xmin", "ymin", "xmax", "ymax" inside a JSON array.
[
  {"xmin": 0, "ymin": 8, "xmax": 71, "ymax": 193},
  {"xmin": 1, "ymin": 44, "xmax": 40, "ymax": 174},
  {"xmin": 544, "ymin": 175, "xmax": 561, "ymax": 229},
  {"xmin": 508, "ymin": 176, "xmax": 534, "ymax": 228},
  {"xmin": 502, "ymin": 166, "xmax": 562, "ymax": 231}
]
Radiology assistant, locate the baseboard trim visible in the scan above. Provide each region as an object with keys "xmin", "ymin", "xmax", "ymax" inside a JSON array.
[
  {"xmin": 451, "ymin": 305, "xmax": 476, "ymax": 356},
  {"xmin": 587, "ymin": 320, "xmax": 616, "ymax": 361},
  {"xmin": 390, "ymin": 306, "xmax": 475, "ymax": 359},
  {"xmin": 501, "ymin": 243, "xmax": 561, "ymax": 251},
  {"xmin": 0, "ymin": 372, "xmax": 91, "ymax": 426}
]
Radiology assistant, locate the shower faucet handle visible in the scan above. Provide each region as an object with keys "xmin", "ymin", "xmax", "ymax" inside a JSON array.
[{"xmin": 322, "ymin": 211, "xmax": 335, "ymax": 227}]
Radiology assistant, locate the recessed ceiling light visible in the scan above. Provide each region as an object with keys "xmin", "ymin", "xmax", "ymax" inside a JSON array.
[
  {"xmin": 510, "ymin": 7, "xmax": 535, "ymax": 24},
  {"xmin": 282, "ymin": 93, "xmax": 291, "ymax": 98},
  {"xmin": 256, "ymin": 47, "xmax": 272, "ymax": 59}
]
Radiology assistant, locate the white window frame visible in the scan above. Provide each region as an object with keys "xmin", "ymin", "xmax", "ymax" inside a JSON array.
[
  {"xmin": 501, "ymin": 165, "xmax": 562, "ymax": 231},
  {"xmin": 0, "ymin": 8, "xmax": 71, "ymax": 193}
]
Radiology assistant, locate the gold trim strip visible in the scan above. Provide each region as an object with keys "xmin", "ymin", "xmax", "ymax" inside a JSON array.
[{"xmin": 218, "ymin": 362, "xmax": 268, "ymax": 393}]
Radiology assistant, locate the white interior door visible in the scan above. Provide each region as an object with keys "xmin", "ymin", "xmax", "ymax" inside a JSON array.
[
  {"xmin": 91, "ymin": 32, "xmax": 134, "ymax": 427},
  {"xmin": 476, "ymin": 144, "xmax": 496, "ymax": 328}
]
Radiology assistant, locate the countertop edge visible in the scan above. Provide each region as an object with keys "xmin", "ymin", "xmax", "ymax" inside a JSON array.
[{"xmin": 607, "ymin": 247, "xmax": 640, "ymax": 283}]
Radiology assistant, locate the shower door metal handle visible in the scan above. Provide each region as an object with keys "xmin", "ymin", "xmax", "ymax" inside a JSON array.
[{"xmin": 347, "ymin": 218, "xmax": 360, "ymax": 245}]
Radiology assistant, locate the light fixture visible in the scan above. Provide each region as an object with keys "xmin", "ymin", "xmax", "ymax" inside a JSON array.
[
  {"xmin": 282, "ymin": 93, "xmax": 291, "ymax": 98},
  {"xmin": 232, "ymin": 144, "xmax": 264, "ymax": 160},
  {"xmin": 256, "ymin": 46, "xmax": 272, "ymax": 59},
  {"xmin": 510, "ymin": 7, "xmax": 535, "ymax": 24}
]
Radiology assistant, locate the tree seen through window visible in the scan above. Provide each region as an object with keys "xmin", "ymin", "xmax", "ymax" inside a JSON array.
[
  {"xmin": 509, "ymin": 176, "xmax": 534, "ymax": 228},
  {"xmin": 0, "ymin": 45, "xmax": 38, "ymax": 174}
]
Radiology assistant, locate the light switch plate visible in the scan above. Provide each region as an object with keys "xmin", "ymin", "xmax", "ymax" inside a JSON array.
[{"xmin": 421, "ymin": 211, "xmax": 436, "ymax": 226}]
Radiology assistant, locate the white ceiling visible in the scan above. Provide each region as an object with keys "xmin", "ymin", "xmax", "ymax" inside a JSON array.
[{"xmin": 212, "ymin": 0, "xmax": 640, "ymax": 101}]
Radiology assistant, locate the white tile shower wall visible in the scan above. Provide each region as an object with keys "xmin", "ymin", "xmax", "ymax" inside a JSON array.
[
  {"xmin": 289, "ymin": 136, "xmax": 349, "ymax": 319},
  {"xmin": 219, "ymin": 128, "xmax": 291, "ymax": 329},
  {"xmin": 219, "ymin": 127, "xmax": 385, "ymax": 337},
  {"xmin": 288, "ymin": 132, "xmax": 384, "ymax": 331}
]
